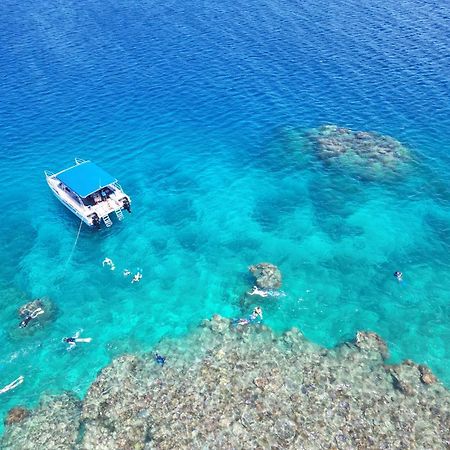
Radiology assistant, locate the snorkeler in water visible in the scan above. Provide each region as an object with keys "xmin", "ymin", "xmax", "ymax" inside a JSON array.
[
  {"xmin": 394, "ymin": 271, "xmax": 403, "ymax": 282},
  {"xmin": 63, "ymin": 331, "xmax": 92, "ymax": 350},
  {"xmin": 0, "ymin": 376, "xmax": 24, "ymax": 395},
  {"xmin": 155, "ymin": 353, "xmax": 166, "ymax": 366},
  {"xmin": 102, "ymin": 258, "xmax": 115, "ymax": 271},
  {"xmin": 247, "ymin": 286, "xmax": 269, "ymax": 297},
  {"xmin": 131, "ymin": 271, "xmax": 143, "ymax": 283},
  {"xmin": 248, "ymin": 286, "xmax": 286, "ymax": 298},
  {"xmin": 233, "ymin": 306, "xmax": 263, "ymax": 326},
  {"xmin": 250, "ymin": 306, "xmax": 263, "ymax": 321},
  {"xmin": 19, "ymin": 308, "xmax": 44, "ymax": 328}
]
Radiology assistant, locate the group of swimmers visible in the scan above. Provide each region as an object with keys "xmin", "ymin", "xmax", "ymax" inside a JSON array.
[
  {"xmin": 3, "ymin": 268, "xmax": 404, "ymax": 395},
  {"xmin": 1, "ymin": 344, "xmax": 165, "ymax": 395},
  {"xmin": 0, "ymin": 329, "xmax": 93, "ymax": 394},
  {"xmin": 236, "ymin": 270, "xmax": 404, "ymax": 327},
  {"xmin": 103, "ymin": 258, "xmax": 143, "ymax": 283},
  {"xmin": 1, "ymin": 257, "xmax": 160, "ymax": 396},
  {"xmin": 232, "ymin": 287, "xmax": 275, "ymax": 325}
]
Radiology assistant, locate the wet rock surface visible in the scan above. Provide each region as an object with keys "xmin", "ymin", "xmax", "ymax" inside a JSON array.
[
  {"xmin": 2, "ymin": 316, "xmax": 449, "ymax": 450},
  {"xmin": 248, "ymin": 262, "xmax": 282, "ymax": 289},
  {"xmin": 305, "ymin": 124, "xmax": 411, "ymax": 179}
]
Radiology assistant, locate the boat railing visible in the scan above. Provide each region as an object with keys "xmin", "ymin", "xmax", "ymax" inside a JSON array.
[
  {"xmin": 75, "ymin": 157, "xmax": 89, "ymax": 165},
  {"xmin": 113, "ymin": 181, "xmax": 124, "ymax": 192},
  {"xmin": 44, "ymin": 170, "xmax": 55, "ymax": 177}
]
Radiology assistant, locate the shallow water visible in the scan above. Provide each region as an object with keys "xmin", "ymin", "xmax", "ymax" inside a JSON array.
[
  {"xmin": 0, "ymin": 0, "xmax": 449, "ymax": 431},
  {"xmin": 4, "ymin": 317, "xmax": 448, "ymax": 449}
]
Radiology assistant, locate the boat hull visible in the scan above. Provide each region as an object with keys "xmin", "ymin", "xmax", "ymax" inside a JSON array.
[{"xmin": 47, "ymin": 179, "xmax": 94, "ymax": 226}]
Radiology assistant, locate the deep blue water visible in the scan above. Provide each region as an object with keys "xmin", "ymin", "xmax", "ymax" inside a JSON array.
[{"xmin": 0, "ymin": 0, "xmax": 449, "ymax": 430}]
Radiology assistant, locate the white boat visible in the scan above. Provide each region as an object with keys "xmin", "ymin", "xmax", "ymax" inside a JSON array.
[{"xmin": 45, "ymin": 158, "xmax": 131, "ymax": 228}]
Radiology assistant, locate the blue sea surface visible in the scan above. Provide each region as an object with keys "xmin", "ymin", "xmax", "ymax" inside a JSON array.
[{"xmin": 0, "ymin": 0, "xmax": 449, "ymax": 430}]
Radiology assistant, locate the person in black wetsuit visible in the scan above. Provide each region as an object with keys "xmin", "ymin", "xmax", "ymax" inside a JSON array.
[
  {"xmin": 19, "ymin": 308, "xmax": 44, "ymax": 328},
  {"xmin": 62, "ymin": 332, "xmax": 92, "ymax": 350}
]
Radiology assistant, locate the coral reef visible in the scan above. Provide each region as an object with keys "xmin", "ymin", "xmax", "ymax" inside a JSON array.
[
  {"xmin": 1, "ymin": 392, "xmax": 81, "ymax": 449},
  {"xmin": 355, "ymin": 330, "xmax": 389, "ymax": 359},
  {"xmin": 4, "ymin": 407, "xmax": 29, "ymax": 426},
  {"xmin": 2, "ymin": 316, "xmax": 449, "ymax": 449},
  {"xmin": 248, "ymin": 262, "xmax": 282, "ymax": 289},
  {"xmin": 305, "ymin": 125, "xmax": 411, "ymax": 179}
]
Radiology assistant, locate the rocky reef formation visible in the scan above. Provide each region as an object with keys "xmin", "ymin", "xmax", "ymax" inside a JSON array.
[
  {"xmin": 305, "ymin": 125, "xmax": 411, "ymax": 179},
  {"xmin": 248, "ymin": 262, "xmax": 282, "ymax": 289},
  {"xmin": 2, "ymin": 392, "xmax": 81, "ymax": 449},
  {"xmin": 18, "ymin": 298, "xmax": 55, "ymax": 318},
  {"xmin": 4, "ymin": 407, "xmax": 30, "ymax": 426},
  {"xmin": 2, "ymin": 316, "xmax": 449, "ymax": 449}
]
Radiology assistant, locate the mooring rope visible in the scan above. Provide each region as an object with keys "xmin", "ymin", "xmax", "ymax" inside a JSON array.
[{"xmin": 65, "ymin": 219, "xmax": 84, "ymax": 268}]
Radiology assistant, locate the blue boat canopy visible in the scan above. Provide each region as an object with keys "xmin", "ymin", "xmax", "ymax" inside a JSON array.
[{"xmin": 56, "ymin": 161, "xmax": 117, "ymax": 198}]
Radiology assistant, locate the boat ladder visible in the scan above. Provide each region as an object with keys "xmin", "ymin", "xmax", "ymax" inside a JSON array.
[
  {"xmin": 102, "ymin": 214, "xmax": 113, "ymax": 227},
  {"xmin": 115, "ymin": 209, "xmax": 124, "ymax": 221}
]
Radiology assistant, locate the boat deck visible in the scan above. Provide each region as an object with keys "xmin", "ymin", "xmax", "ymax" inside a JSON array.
[
  {"xmin": 45, "ymin": 159, "xmax": 131, "ymax": 227},
  {"xmin": 47, "ymin": 176, "xmax": 128, "ymax": 225}
]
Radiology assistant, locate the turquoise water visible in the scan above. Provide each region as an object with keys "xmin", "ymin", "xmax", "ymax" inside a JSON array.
[{"xmin": 0, "ymin": 0, "xmax": 449, "ymax": 429}]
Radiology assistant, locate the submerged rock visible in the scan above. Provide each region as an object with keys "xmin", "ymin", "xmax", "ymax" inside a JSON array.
[
  {"xmin": 305, "ymin": 124, "xmax": 411, "ymax": 179},
  {"xmin": 386, "ymin": 359, "xmax": 440, "ymax": 396},
  {"xmin": 355, "ymin": 330, "xmax": 389, "ymax": 359},
  {"xmin": 419, "ymin": 364, "xmax": 438, "ymax": 385},
  {"xmin": 248, "ymin": 262, "xmax": 282, "ymax": 289},
  {"xmin": 2, "ymin": 317, "xmax": 449, "ymax": 450},
  {"xmin": 4, "ymin": 407, "xmax": 29, "ymax": 426}
]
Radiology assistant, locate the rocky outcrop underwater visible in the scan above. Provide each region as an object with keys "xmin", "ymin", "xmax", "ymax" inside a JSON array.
[
  {"xmin": 2, "ymin": 316, "xmax": 449, "ymax": 449},
  {"xmin": 248, "ymin": 262, "xmax": 282, "ymax": 289},
  {"xmin": 280, "ymin": 124, "xmax": 412, "ymax": 181}
]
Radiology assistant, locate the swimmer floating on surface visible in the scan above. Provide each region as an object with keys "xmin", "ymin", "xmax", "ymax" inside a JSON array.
[
  {"xmin": 19, "ymin": 308, "xmax": 44, "ymax": 328},
  {"xmin": 233, "ymin": 306, "xmax": 263, "ymax": 326},
  {"xmin": 102, "ymin": 259, "xmax": 141, "ymax": 281},
  {"xmin": 249, "ymin": 306, "xmax": 263, "ymax": 321},
  {"xmin": 394, "ymin": 271, "xmax": 403, "ymax": 282},
  {"xmin": 0, "ymin": 376, "xmax": 24, "ymax": 395},
  {"xmin": 248, "ymin": 286, "xmax": 269, "ymax": 297},
  {"xmin": 63, "ymin": 331, "xmax": 92, "ymax": 350},
  {"xmin": 247, "ymin": 286, "xmax": 286, "ymax": 298},
  {"xmin": 131, "ymin": 271, "xmax": 143, "ymax": 283},
  {"xmin": 102, "ymin": 258, "xmax": 115, "ymax": 271}
]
